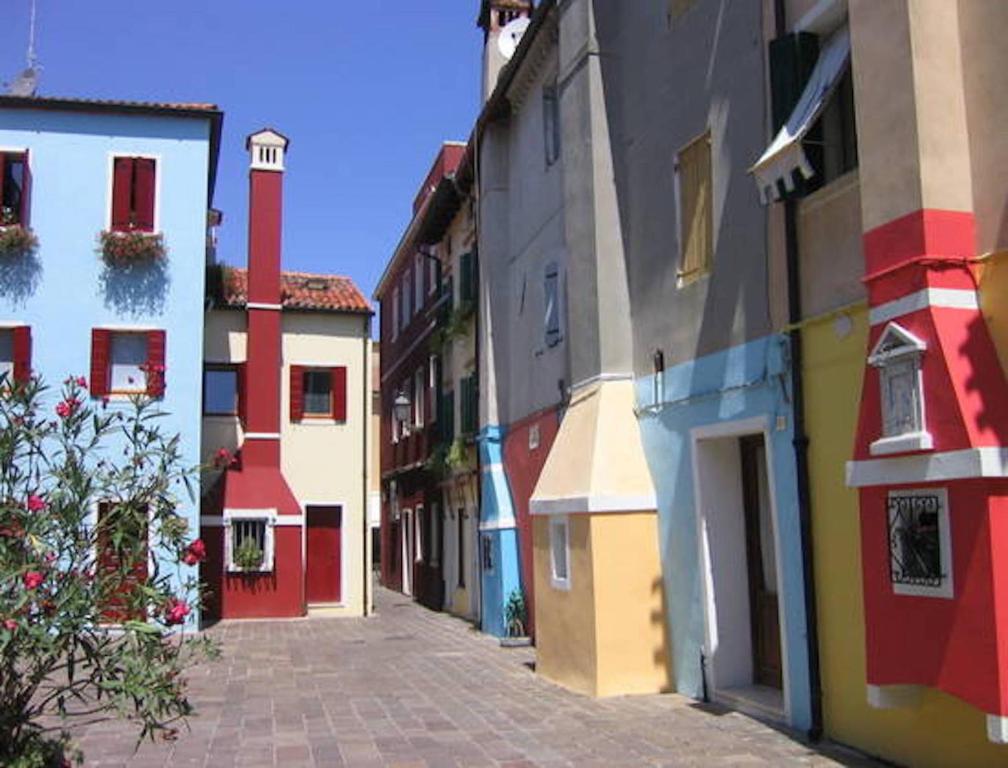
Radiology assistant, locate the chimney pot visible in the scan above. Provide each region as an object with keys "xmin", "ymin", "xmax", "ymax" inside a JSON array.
[{"xmin": 246, "ymin": 128, "xmax": 290, "ymax": 172}]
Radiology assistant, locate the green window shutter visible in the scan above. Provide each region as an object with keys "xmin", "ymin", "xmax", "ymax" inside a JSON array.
[
  {"xmin": 459, "ymin": 252, "xmax": 473, "ymax": 305},
  {"xmin": 443, "ymin": 390, "xmax": 455, "ymax": 443}
]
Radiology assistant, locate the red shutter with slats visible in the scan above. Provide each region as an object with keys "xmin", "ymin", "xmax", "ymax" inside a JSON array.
[
  {"xmin": 290, "ymin": 365, "xmax": 305, "ymax": 422},
  {"xmin": 111, "ymin": 158, "xmax": 134, "ymax": 231},
  {"xmin": 12, "ymin": 326, "xmax": 31, "ymax": 384},
  {"xmin": 332, "ymin": 366, "xmax": 347, "ymax": 422},
  {"xmin": 145, "ymin": 330, "xmax": 166, "ymax": 397},
  {"xmin": 134, "ymin": 158, "xmax": 156, "ymax": 232},
  {"xmin": 19, "ymin": 150, "xmax": 31, "ymax": 228},
  {"xmin": 90, "ymin": 329, "xmax": 111, "ymax": 397}
]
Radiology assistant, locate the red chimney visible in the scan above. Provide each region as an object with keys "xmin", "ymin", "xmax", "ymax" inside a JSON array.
[{"xmin": 242, "ymin": 129, "xmax": 289, "ymax": 467}]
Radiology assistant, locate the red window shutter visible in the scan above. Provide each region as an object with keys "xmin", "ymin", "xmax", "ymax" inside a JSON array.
[
  {"xmin": 332, "ymin": 366, "xmax": 347, "ymax": 422},
  {"xmin": 236, "ymin": 363, "xmax": 247, "ymax": 423},
  {"xmin": 145, "ymin": 330, "xmax": 166, "ymax": 397},
  {"xmin": 90, "ymin": 329, "xmax": 111, "ymax": 397},
  {"xmin": 12, "ymin": 326, "xmax": 31, "ymax": 384},
  {"xmin": 111, "ymin": 158, "xmax": 134, "ymax": 231},
  {"xmin": 19, "ymin": 151, "xmax": 31, "ymax": 228},
  {"xmin": 290, "ymin": 365, "xmax": 305, "ymax": 422},
  {"xmin": 133, "ymin": 158, "xmax": 156, "ymax": 232}
]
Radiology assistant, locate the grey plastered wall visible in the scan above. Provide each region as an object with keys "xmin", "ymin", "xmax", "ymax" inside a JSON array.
[
  {"xmin": 594, "ymin": 0, "xmax": 774, "ymax": 375},
  {"xmin": 480, "ymin": 15, "xmax": 570, "ymax": 428}
]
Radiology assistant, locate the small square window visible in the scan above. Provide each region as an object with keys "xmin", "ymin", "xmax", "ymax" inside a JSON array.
[
  {"xmin": 482, "ymin": 534, "xmax": 494, "ymax": 573},
  {"xmin": 225, "ymin": 513, "xmax": 275, "ymax": 573},
  {"xmin": 110, "ymin": 332, "xmax": 148, "ymax": 393},
  {"xmin": 303, "ymin": 370, "xmax": 333, "ymax": 416},
  {"xmin": 887, "ymin": 488, "xmax": 952, "ymax": 599},
  {"xmin": 550, "ymin": 516, "xmax": 570, "ymax": 590},
  {"xmin": 204, "ymin": 365, "xmax": 238, "ymax": 416}
]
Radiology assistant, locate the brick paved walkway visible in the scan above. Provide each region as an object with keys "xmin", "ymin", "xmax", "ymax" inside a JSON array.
[{"xmin": 70, "ymin": 587, "xmax": 878, "ymax": 767}]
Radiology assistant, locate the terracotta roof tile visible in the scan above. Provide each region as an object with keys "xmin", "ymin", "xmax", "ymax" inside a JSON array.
[{"xmin": 216, "ymin": 267, "xmax": 372, "ymax": 314}]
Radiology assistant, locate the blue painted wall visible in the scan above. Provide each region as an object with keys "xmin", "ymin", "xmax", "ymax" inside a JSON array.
[
  {"xmin": 0, "ymin": 107, "xmax": 214, "ymax": 626},
  {"xmin": 634, "ymin": 334, "xmax": 812, "ymax": 731},
  {"xmin": 478, "ymin": 425, "xmax": 522, "ymax": 637}
]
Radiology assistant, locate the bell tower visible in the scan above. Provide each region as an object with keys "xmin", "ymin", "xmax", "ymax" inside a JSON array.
[{"xmin": 478, "ymin": 0, "xmax": 533, "ymax": 103}]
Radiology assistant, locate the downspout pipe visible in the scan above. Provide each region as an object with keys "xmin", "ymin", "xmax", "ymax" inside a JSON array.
[
  {"xmin": 362, "ymin": 317, "xmax": 371, "ymax": 616},
  {"xmin": 775, "ymin": 0, "xmax": 824, "ymax": 742}
]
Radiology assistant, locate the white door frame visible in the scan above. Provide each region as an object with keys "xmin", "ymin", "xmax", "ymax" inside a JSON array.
[
  {"xmin": 402, "ymin": 507, "xmax": 413, "ymax": 596},
  {"xmin": 689, "ymin": 415, "xmax": 792, "ymax": 721}
]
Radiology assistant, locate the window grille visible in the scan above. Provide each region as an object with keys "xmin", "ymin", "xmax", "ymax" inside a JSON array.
[
  {"xmin": 225, "ymin": 512, "xmax": 275, "ymax": 573},
  {"xmin": 887, "ymin": 491, "xmax": 947, "ymax": 591}
]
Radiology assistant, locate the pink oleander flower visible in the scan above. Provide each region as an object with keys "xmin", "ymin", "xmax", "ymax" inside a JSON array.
[
  {"xmin": 213, "ymin": 447, "xmax": 234, "ymax": 469},
  {"xmin": 44, "ymin": 551, "xmax": 56, "ymax": 564},
  {"xmin": 182, "ymin": 538, "xmax": 206, "ymax": 566},
  {"xmin": 23, "ymin": 571, "xmax": 44, "ymax": 590},
  {"xmin": 55, "ymin": 398, "xmax": 79, "ymax": 419},
  {"xmin": 3, "ymin": 618, "xmax": 16, "ymax": 631},
  {"xmin": 76, "ymin": 376, "xmax": 87, "ymax": 388},
  {"xmin": 163, "ymin": 597, "xmax": 190, "ymax": 626},
  {"xmin": 26, "ymin": 494, "xmax": 46, "ymax": 512}
]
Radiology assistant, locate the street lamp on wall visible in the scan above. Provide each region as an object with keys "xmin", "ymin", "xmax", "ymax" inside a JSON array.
[{"xmin": 393, "ymin": 392, "xmax": 412, "ymax": 425}]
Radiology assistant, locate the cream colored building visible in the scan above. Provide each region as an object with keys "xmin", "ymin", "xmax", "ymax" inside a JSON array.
[{"xmin": 202, "ymin": 267, "xmax": 374, "ymax": 617}]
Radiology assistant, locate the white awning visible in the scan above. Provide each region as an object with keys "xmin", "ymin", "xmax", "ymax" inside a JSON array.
[{"xmin": 751, "ymin": 24, "xmax": 851, "ymax": 203}]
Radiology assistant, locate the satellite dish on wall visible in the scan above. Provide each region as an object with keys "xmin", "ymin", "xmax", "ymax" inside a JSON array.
[
  {"xmin": 7, "ymin": 67, "xmax": 39, "ymax": 97},
  {"xmin": 498, "ymin": 17, "xmax": 531, "ymax": 60}
]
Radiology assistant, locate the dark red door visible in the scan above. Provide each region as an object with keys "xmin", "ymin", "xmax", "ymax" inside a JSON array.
[{"xmin": 306, "ymin": 506, "xmax": 342, "ymax": 604}]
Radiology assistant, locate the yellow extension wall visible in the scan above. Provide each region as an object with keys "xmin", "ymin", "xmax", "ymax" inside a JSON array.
[
  {"xmin": 532, "ymin": 512, "xmax": 671, "ymax": 698},
  {"xmin": 803, "ymin": 306, "xmax": 1008, "ymax": 767}
]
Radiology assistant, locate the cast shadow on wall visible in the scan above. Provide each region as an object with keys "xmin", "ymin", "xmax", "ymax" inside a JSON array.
[
  {"xmin": 99, "ymin": 259, "xmax": 169, "ymax": 318},
  {"xmin": 0, "ymin": 251, "xmax": 42, "ymax": 308}
]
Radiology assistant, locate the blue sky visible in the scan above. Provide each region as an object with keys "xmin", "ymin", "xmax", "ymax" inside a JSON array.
[{"xmin": 0, "ymin": 1, "xmax": 484, "ymax": 301}]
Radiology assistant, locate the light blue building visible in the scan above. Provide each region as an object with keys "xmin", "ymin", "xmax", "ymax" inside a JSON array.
[{"xmin": 0, "ymin": 95, "xmax": 222, "ymax": 626}]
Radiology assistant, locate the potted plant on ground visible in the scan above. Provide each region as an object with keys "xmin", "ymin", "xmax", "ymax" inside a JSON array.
[{"xmin": 501, "ymin": 587, "xmax": 532, "ymax": 647}]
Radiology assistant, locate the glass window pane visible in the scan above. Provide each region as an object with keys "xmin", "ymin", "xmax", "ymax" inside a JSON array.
[
  {"xmin": 303, "ymin": 370, "xmax": 332, "ymax": 415},
  {"xmin": 111, "ymin": 333, "xmax": 147, "ymax": 392},
  {"xmin": 204, "ymin": 368, "xmax": 237, "ymax": 415},
  {"xmin": 0, "ymin": 329, "xmax": 13, "ymax": 382}
]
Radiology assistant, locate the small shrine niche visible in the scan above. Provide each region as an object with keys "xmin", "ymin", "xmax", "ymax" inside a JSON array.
[{"xmin": 867, "ymin": 322, "xmax": 932, "ymax": 456}]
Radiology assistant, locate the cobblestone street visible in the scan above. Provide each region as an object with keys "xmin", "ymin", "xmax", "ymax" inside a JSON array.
[{"xmin": 72, "ymin": 588, "xmax": 878, "ymax": 767}]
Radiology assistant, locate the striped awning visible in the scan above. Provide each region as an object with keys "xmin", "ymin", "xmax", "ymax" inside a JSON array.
[{"xmin": 751, "ymin": 24, "xmax": 851, "ymax": 203}]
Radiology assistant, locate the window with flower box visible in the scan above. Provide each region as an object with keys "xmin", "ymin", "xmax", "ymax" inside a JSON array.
[
  {"xmin": 90, "ymin": 329, "xmax": 166, "ymax": 398},
  {"xmin": 224, "ymin": 510, "xmax": 275, "ymax": 573},
  {"xmin": 0, "ymin": 151, "xmax": 30, "ymax": 227}
]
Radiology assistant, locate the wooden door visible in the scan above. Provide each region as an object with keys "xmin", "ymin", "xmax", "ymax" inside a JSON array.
[
  {"xmin": 740, "ymin": 436, "xmax": 782, "ymax": 689},
  {"xmin": 96, "ymin": 502, "xmax": 148, "ymax": 622},
  {"xmin": 306, "ymin": 506, "xmax": 342, "ymax": 604}
]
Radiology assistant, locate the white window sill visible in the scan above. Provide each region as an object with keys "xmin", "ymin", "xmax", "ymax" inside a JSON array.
[
  {"xmin": 551, "ymin": 576, "xmax": 571, "ymax": 591},
  {"xmin": 295, "ymin": 418, "xmax": 345, "ymax": 426},
  {"xmin": 870, "ymin": 431, "xmax": 933, "ymax": 456}
]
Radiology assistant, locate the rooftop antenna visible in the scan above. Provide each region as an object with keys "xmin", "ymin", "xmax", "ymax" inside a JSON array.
[{"xmin": 6, "ymin": 0, "xmax": 41, "ymax": 97}]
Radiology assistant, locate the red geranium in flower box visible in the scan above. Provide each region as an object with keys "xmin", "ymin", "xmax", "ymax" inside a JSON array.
[{"xmin": 98, "ymin": 229, "xmax": 167, "ymax": 267}]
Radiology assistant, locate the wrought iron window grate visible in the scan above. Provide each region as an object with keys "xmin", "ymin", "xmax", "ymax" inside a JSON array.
[{"xmin": 888, "ymin": 493, "xmax": 944, "ymax": 588}]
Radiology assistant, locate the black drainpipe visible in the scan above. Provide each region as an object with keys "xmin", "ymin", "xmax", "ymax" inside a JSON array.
[{"xmin": 775, "ymin": 0, "xmax": 823, "ymax": 743}]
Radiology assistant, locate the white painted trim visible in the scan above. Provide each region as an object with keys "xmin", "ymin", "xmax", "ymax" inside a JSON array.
[
  {"xmin": 243, "ymin": 432, "xmax": 281, "ymax": 440},
  {"xmin": 869, "ymin": 431, "xmax": 933, "ymax": 456},
  {"xmin": 867, "ymin": 684, "xmax": 921, "ymax": 710},
  {"xmin": 549, "ymin": 515, "xmax": 571, "ymax": 591},
  {"xmin": 868, "ymin": 322, "xmax": 927, "ymax": 364},
  {"xmin": 246, "ymin": 302, "xmax": 283, "ymax": 311},
  {"xmin": 690, "ymin": 415, "xmax": 793, "ymax": 724},
  {"xmin": 567, "ymin": 371, "xmax": 634, "ymax": 395},
  {"xmin": 869, "ymin": 288, "xmax": 979, "ymax": 326},
  {"xmin": 478, "ymin": 518, "xmax": 517, "ymax": 532},
  {"xmin": 0, "ymin": 320, "xmax": 28, "ymax": 329},
  {"xmin": 529, "ymin": 494, "xmax": 657, "ymax": 516},
  {"xmin": 987, "ymin": 715, "xmax": 1008, "ymax": 745},
  {"xmin": 272, "ymin": 516, "xmax": 304, "ymax": 527},
  {"xmin": 0, "ymin": 145, "xmax": 28, "ymax": 154},
  {"xmin": 94, "ymin": 323, "xmax": 159, "ymax": 332},
  {"xmin": 847, "ymin": 447, "xmax": 1008, "ymax": 487},
  {"xmin": 105, "ymin": 152, "xmax": 162, "ymax": 234},
  {"xmin": 481, "ymin": 462, "xmax": 504, "ymax": 474}
]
